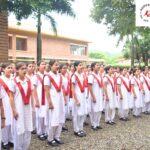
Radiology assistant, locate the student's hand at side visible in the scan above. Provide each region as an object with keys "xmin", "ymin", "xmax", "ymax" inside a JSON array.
[{"xmin": 1, "ymin": 118, "xmax": 5, "ymax": 128}]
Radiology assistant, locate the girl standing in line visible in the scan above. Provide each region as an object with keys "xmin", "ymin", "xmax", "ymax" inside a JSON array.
[
  {"xmin": 88, "ymin": 62, "xmax": 103, "ymax": 130},
  {"xmin": 71, "ymin": 61, "xmax": 87, "ymax": 137},
  {"xmin": 44, "ymin": 60, "xmax": 65, "ymax": 147},
  {"xmin": 12, "ymin": 62, "xmax": 33, "ymax": 150}
]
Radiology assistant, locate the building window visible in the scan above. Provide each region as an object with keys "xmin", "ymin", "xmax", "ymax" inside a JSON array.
[
  {"xmin": 70, "ymin": 44, "xmax": 87, "ymax": 56},
  {"xmin": 16, "ymin": 37, "xmax": 27, "ymax": 51},
  {"xmin": 8, "ymin": 36, "xmax": 12, "ymax": 50}
]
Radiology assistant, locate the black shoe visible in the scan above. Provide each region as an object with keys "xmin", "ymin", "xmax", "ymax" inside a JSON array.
[
  {"xmin": 111, "ymin": 122, "xmax": 116, "ymax": 125},
  {"xmin": 62, "ymin": 126, "xmax": 68, "ymax": 132},
  {"xmin": 2, "ymin": 143, "xmax": 10, "ymax": 149},
  {"xmin": 43, "ymin": 133, "xmax": 48, "ymax": 139},
  {"xmin": 66, "ymin": 118, "xmax": 72, "ymax": 121},
  {"xmin": 31, "ymin": 129, "xmax": 36, "ymax": 134},
  {"xmin": 54, "ymin": 138, "xmax": 64, "ymax": 144},
  {"xmin": 74, "ymin": 131, "xmax": 84, "ymax": 137},
  {"xmin": 80, "ymin": 130, "xmax": 86, "ymax": 136},
  {"xmin": 106, "ymin": 121, "xmax": 113, "ymax": 125},
  {"xmin": 97, "ymin": 126, "xmax": 103, "ymax": 129},
  {"xmin": 38, "ymin": 134, "xmax": 46, "ymax": 141},
  {"xmin": 47, "ymin": 140, "xmax": 59, "ymax": 147},
  {"xmin": 8, "ymin": 142, "xmax": 14, "ymax": 147},
  {"xmin": 91, "ymin": 126, "xmax": 98, "ymax": 131},
  {"xmin": 84, "ymin": 122, "xmax": 89, "ymax": 126}
]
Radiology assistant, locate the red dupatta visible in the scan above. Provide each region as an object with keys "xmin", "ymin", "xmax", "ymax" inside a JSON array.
[
  {"xmin": 0, "ymin": 78, "xmax": 10, "ymax": 97},
  {"xmin": 105, "ymin": 75, "xmax": 115, "ymax": 93},
  {"xmin": 92, "ymin": 73, "xmax": 103, "ymax": 88},
  {"xmin": 74, "ymin": 74, "xmax": 85, "ymax": 93},
  {"xmin": 143, "ymin": 75, "xmax": 150, "ymax": 90},
  {"xmin": 14, "ymin": 78, "xmax": 32, "ymax": 105},
  {"xmin": 119, "ymin": 76, "xmax": 131, "ymax": 92}
]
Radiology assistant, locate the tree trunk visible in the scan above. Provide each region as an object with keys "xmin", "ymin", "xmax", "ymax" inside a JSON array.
[
  {"xmin": 37, "ymin": 11, "xmax": 42, "ymax": 63},
  {"xmin": 130, "ymin": 34, "xmax": 134, "ymax": 67}
]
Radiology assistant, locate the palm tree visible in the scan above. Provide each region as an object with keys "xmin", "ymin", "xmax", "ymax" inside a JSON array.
[{"xmin": 0, "ymin": 0, "xmax": 75, "ymax": 62}]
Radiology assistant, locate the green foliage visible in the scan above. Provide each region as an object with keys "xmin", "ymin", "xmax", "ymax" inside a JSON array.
[
  {"xmin": 89, "ymin": 50, "xmax": 121, "ymax": 64},
  {"xmin": 0, "ymin": 0, "xmax": 75, "ymax": 62},
  {"xmin": 91, "ymin": 0, "xmax": 150, "ymax": 67}
]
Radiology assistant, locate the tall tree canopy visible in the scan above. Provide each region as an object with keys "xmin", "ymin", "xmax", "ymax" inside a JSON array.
[{"xmin": 91, "ymin": 0, "xmax": 149, "ymax": 66}]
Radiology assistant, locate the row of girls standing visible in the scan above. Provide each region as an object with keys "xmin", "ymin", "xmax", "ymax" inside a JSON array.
[{"xmin": 0, "ymin": 60, "xmax": 149, "ymax": 149}]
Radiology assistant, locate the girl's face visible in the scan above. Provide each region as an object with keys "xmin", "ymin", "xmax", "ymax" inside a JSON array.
[
  {"xmin": 27, "ymin": 64, "xmax": 34, "ymax": 74},
  {"xmin": 122, "ymin": 68, "xmax": 127, "ymax": 75},
  {"xmin": 108, "ymin": 67, "xmax": 113, "ymax": 74},
  {"xmin": 18, "ymin": 65, "xmax": 27, "ymax": 77},
  {"xmin": 51, "ymin": 61, "xmax": 59, "ymax": 73},
  {"xmin": 61, "ymin": 65, "xmax": 67, "ymax": 74},
  {"xmin": 39, "ymin": 62, "xmax": 46, "ymax": 72},
  {"xmin": 94, "ymin": 63, "xmax": 99, "ymax": 72},
  {"xmin": 76, "ymin": 63, "xmax": 83, "ymax": 73},
  {"xmin": 4, "ymin": 64, "xmax": 12, "ymax": 76},
  {"xmin": 135, "ymin": 70, "xmax": 140, "ymax": 76}
]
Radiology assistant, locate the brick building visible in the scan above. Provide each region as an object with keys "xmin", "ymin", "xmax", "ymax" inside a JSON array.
[
  {"xmin": 8, "ymin": 27, "xmax": 89, "ymax": 63},
  {"xmin": 0, "ymin": 13, "xmax": 8, "ymax": 61}
]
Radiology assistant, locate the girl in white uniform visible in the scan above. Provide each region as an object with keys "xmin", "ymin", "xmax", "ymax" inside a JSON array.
[
  {"xmin": 32, "ymin": 61, "xmax": 48, "ymax": 140},
  {"xmin": 60, "ymin": 64, "xmax": 70, "ymax": 131},
  {"xmin": 131, "ymin": 69, "xmax": 143, "ymax": 117},
  {"xmin": 117, "ymin": 68, "xmax": 131, "ymax": 121},
  {"xmin": 88, "ymin": 62, "xmax": 103, "ymax": 130},
  {"xmin": 12, "ymin": 62, "xmax": 33, "ymax": 150},
  {"xmin": 0, "ymin": 62, "xmax": 18, "ymax": 149},
  {"xmin": 26, "ymin": 62, "xmax": 37, "ymax": 135},
  {"xmin": 103, "ymin": 66, "xmax": 117, "ymax": 125},
  {"xmin": 0, "ymin": 90, "xmax": 5, "ymax": 150},
  {"xmin": 140, "ymin": 67, "xmax": 150, "ymax": 114},
  {"xmin": 44, "ymin": 60, "xmax": 65, "ymax": 147},
  {"xmin": 71, "ymin": 61, "xmax": 87, "ymax": 137}
]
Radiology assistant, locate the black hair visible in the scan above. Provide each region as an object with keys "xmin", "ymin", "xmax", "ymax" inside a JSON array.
[
  {"xmin": 105, "ymin": 65, "xmax": 113, "ymax": 74},
  {"xmin": 1, "ymin": 62, "xmax": 12, "ymax": 69},
  {"xmin": 91, "ymin": 62, "xmax": 97, "ymax": 71},
  {"xmin": 37, "ymin": 60, "xmax": 45, "ymax": 66},
  {"xmin": 74, "ymin": 61, "xmax": 81, "ymax": 72},
  {"xmin": 16, "ymin": 62, "xmax": 26, "ymax": 70}
]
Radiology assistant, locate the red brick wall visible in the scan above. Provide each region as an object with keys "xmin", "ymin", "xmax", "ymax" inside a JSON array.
[
  {"xmin": 0, "ymin": 13, "xmax": 8, "ymax": 61},
  {"xmin": 8, "ymin": 28, "xmax": 88, "ymax": 62}
]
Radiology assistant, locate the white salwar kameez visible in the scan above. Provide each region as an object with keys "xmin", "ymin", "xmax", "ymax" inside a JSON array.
[
  {"xmin": 12, "ymin": 77, "xmax": 33, "ymax": 150},
  {"xmin": 88, "ymin": 72, "xmax": 103, "ymax": 127},
  {"xmin": 103, "ymin": 75, "xmax": 117, "ymax": 123},
  {"xmin": 131, "ymin": 77, "xmax": 143, "ymax": 116},
  {"xmin": 140, "ymin": 75, "xmax": 150, "ymax": 112},
  {"xmin": 0, "ymin": 76, "xmax": 13, "ymax": 145},
  {"xmin": 32, "ymin": 72, "xmax": 48, "ymax": 136},
  {"xmin": 117, "ymin": 75, "xmax": 130, "ymax": 119},
  {"xmin": 44, "ymin": 71, "xmax": 65, "ymax": 142},
  {"xmin": 72, "ymin": 72, "xmax": 87, "ymax": 132}
]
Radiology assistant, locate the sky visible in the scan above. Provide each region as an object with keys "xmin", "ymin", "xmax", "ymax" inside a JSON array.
[{"xmin": 8, "ymin": 0, "xmax": 124, "ymax": 53}]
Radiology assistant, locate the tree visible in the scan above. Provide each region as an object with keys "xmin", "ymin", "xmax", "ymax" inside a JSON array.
[
  {"xmin": 90, "ymin": 0, "xmax": 137, "ymax": 67},
  {"xmin": 0, "ymin": 0, "xmax": 75, "ymax": 62}
]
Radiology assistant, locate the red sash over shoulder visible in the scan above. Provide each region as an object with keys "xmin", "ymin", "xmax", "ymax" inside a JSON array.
[
  {"xmin": 36, "ymin": 74, "xmax": 45, "ymax": 106},
  {"xmin": 0, "ymin": 78, "xmax": 10, "ymax": 97},
  {"xmin": 63, "ymin": 75, "xmax": 70, "ymax": 96},
  {"xmin": 134, "ymin": 77, "xmax": 141, "ymax": 91},
  {"xmin": 14, "ymin": 78, "xmax": 32, "ymax": 105},
  {"xmin": 92, "ymin": 73, "xmax": 103, "ymax": 88},
  {"xmin": 119, "ymin": 76, "xmax": 131, "ymax": 92},
  {"xmin": 143, "ymin": 75, "xmax": 150, "ymax": 91},
  {"xmin": 74, "ymin": 74, "xmax": 85, "ymax": 93},
  {"xmin": 104, "ymin": 75, "xmax": 115, "ymax": 92},
  {"xmin": 46, "ymin": 74, "xmax": 62, "ymax": 92},
  {"xmin": 83, "ymin": 72, "xmax": 88, "ymax": 88}
]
